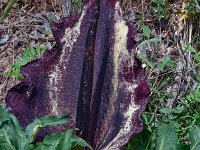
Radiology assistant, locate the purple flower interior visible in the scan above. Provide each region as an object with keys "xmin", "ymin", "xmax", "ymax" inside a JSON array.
[{"xmin": 6, "ymin": 0, "xmax": 150, "ymax": 149}]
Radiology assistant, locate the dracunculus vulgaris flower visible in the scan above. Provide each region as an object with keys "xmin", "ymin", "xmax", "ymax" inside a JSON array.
[{"xmin": 6, "ymin": 0, "xmax": 150, "ymax": 149}]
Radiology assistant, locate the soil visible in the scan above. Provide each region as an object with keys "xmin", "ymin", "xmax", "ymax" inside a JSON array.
[{"xmin": 0, "ymin": 0, "xmax": 60, "ymax": 103}]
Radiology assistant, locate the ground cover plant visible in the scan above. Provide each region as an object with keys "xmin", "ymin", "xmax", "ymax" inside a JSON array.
[
  {"xmin": 0, "ymin": 106, "xmax": 92, "ymax": 150},
  {"xmin": 126, "ymin": 0, "xmax": 200, "ymax": 149}
]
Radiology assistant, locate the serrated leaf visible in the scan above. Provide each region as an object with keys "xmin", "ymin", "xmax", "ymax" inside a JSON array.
[
  {"xmin": 41, "ymin": 47, "xmax": 47, "ymax": 55},
  {"xmin": 25, "ymin": 49, "xmax": 34, "ymax": 58},
  {"xmin": 22, "ymin": 52, "xmax": 32, "ymax": 62},
  {"xmin": 30, "ymin": 47, "xmax": 36, "ymax": 57},
  {"xmin": 35, "ymin": 46, "xmax": 41, "ymax": 56},
  {"xmin": 25, "ymin": 115, "xmax": 69, "ymax": 143}
]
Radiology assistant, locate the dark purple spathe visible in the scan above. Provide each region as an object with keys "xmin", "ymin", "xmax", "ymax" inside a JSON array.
[{"xmin": 6, "ymin": 0, "xmax": 150, "ymax": 149}]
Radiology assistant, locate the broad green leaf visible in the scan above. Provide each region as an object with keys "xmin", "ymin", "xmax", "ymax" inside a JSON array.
[
  {"xmin": 157, "ymin": 63, "xmax": 164, "ymax": 71},
  {"xmin": 160, "ymin": 108, "xmax": 171, "ymax": 114},
  {"xmin": 148, "ymin": 38, "xmax": 161, "ymax": 43},
  {"xmin": 42, "ymin": 133, "xmax": 64, "ymax": 146},
  {"xmin": 189, "ymin": 126, "xmax": 200, "ymax": 150},
  {"xmin": 0, "ymin": 107, "xmax": 13, "ymax": 125},
  {"xmin": 0, "ymin": 143, "xmax": 15, "ymax": 150},
  {"xmin": 195, "ymin": 55, "xmax": 200, "ymax": 62},
  {"xmin": 30, "ymin": 143, "xmax": 53, "ymax": 150},
  {"xmin": 0, "ymin": 107, "xmax": 27, "ymax": 150},
  {"xmin": 137, "ymin": 40, "xmax": 148, "ymax": 48},
  {"xmin": 175, "ymin": 144, "xmax": 190, "ymax": 150},
  {"xmin": 156, "ymin": 123, "xmax": 178, "ymax": 150},
  {"xmin": 139, "ymin": 54, "xmax": 153, "ymax": 69},
  {"xmin": 165, "ymin": 60, "xmax": 176, "ymax": 67},
  {"xmin": 71, "ymin": 135, "xmax": 93, "ymax": 150},
  {"xmin": 34, "ymin": 130, "xmax": 93, "ymax": 150},
  {"xmin": 30, "ymin": 133, "xmax": 64, "ymax": 150},
  {"xmin": 25, "ymin": 115, "xmax": 69, "ymax": 143},
  {"xmin": 0, "ymin": 128, "xmax": 14, "ymax": 147},
  {"xmin": 57, "ymin": 129, "xmax": 73, "ymax": 150},
  {"xmin": 143, "ymin": 25, "xmax": 151, "ymax": 38},
  {"xmin": 183, "ymin": 44, "xmax": 197, "ymax": 53},
  {"xmin": 172, "ymin": 107, "xmax": 184, "ymax": 114},
  {"xmin": 162, "ymin": 55, "xmax": 169, "ymax": 63}
]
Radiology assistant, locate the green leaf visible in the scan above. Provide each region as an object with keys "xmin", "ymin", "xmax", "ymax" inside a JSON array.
[
  {"xmin": 127, "ymin": 126, "xmax": 152, "ymax": 150},
  {"xmin": 175, "ymin": 144, "xmax": 190, "ymax": 150},
  {"xmin": 165, "ymin": 60, "xmax": 176, "ymax": 67},
  {"xmin": 30, "ymin": 47, "xmax": 36, "ymax": 57},
  {"xmin": 25, "ymin": 115, "xmax": 69, "ymax": 143},
  {"xmin": 148, "ymin": 38, "xmax": 161, "ymax": 43},
  {"xmin": 35, "ymin": 46, "xmax": 41, "ymax": 56},
  {"xmin": 172, "ymin": 107, "xmax": 184, "ymax": 114},
  {"xmin": 42, "ymin": 133, "xmax": 64, "ymax": 146},
  {"xmin": 72, "ymin": 0, "xmax": 81, "ymax": 3},
  {"xmin": 0, "ymin": 143, "xmax": 15, "ymax": 150},
  {"xmin": 0, "ymin": 107, "xmax": 27, "ymax": 150},
  {"xmin": 189, "ymin": 126, "xmax": 200, "ymax": 150},
  {"xmin": 143, "ymin": 25, "xmax": 151, "ymax": 38},
  {"xmin": 183, "ymin": 44, "xmax": 197, "ymax": 53},
  {"xmin": 22, "ymin": 51, "xmax": 32, "ymax": 62},
  {"xmin": 30, "ymin": 143, "xmax": 53, "ymax": 150},
  {"xmin": 139, "ymin": 54, "xmax": 153, "ymax": 69},
  {"xmin": 160, "ymin": 108, "xmax": 171, "ymax": 114},
  {"xmin": 71, "ymin": 135, "xmax": 93, "ymax": 150},
  {"xmin": 156, "ymin": 123, "xmax": 178, "ymax": 150},
  {"xmin": 195, "ymin": 55, "xmax": 200, "ymax": 62},
  {"xmin": 41, "ymin": 47, "xmax": 47, "ymax": 55},
  {"xmin": 137, "ymin": 38, "xmax": 161, "ymax": 48},
  {"xmin": 157, "ymin": 63, "xmax": 164, "ymax": 71},
  {"xmin": 32, "ymin": 133, "xmax": 64, "ymax": 150},
  {"xmin": 57, "ymin": 129, "xmax": 73, "ymax": 150},
  {"xmin": 0, "ymin": 0, "xmax": 17, "ymax": 22}
]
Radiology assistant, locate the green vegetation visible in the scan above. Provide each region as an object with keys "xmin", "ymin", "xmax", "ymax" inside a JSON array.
[
  {"xmin": 127, "ymin": 0, "xmax": 200, "ymax": 149},
  {"xmin": 0, "ymin": 106, "xmax": 92, "ymax": 150},
  {"xmin": 0, "ymin": 0, "xmax": 17, "ymax": 22},
  {"xmin": 8, "ymin": 46, "xmax": 47, "ymax": 80}
]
